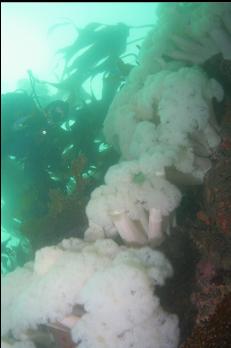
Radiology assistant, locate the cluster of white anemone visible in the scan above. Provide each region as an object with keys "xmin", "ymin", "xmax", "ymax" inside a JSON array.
[
  {"xmin": 87, "ymin": 3, "xmax": 228, "ymax": 246},
  {"xmin": 1, "ymin": 239, "xmax": 179, "ymax": 348}
]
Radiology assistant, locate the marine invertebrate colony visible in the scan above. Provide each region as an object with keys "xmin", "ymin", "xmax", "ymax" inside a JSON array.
[
  {"xmin": 2, "ymin": 239, "xmax": 179, "ymax": 348},
  {"xmin": 85, "ymin": 160, "xmax": 181, "ymax": 245},
  {"xmin": 88, "ymin": 2, "xmax": 228, "ymax": 246}
]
